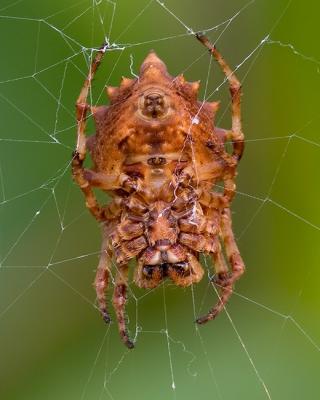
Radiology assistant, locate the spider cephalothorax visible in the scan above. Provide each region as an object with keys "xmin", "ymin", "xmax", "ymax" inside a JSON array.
[{"xmin": 72, "ymin": 33, "xmax": 245, "ymax": 348}]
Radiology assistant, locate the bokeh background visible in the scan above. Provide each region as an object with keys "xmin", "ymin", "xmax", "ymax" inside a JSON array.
[{"xmin": 1, "ymin": 0, "xmax": 320, "ymax": 399}]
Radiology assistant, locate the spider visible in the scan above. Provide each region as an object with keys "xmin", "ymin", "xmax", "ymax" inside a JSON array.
[{"xmin": 72, "ymin": 33, "xmax": 245, "ymax": 348}]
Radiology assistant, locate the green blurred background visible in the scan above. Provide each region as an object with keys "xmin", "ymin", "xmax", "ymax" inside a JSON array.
[{"xmin": 1, "ymin": 0, "xmax": 320, "ymax": 399}]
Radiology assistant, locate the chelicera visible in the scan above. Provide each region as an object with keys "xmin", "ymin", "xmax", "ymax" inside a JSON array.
[{"xmin": 72, "ymin": 33, "xmax": 245, "ymax": 348}]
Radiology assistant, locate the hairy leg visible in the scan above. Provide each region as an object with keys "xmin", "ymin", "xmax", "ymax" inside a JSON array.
[
  {"xmin": 72, "ymin": 44, "xmax": 108, "ymax": 221},
  {"xmin": 94, "ymin": 233, "xmax": 113, "ymax": 323},
  {"xmin": 112, "ymin": 264, "xmax": 134, "ymax": 349},
  {"xmin": 196, "ymin": 209, "xmax": 244, "ymax": 324},
  {"xmin": 221, "ymin": 208, "xmax": 245, "ymax": 285},
  {"xmin": 196, "ymin": 33, "xmax": 244, "ymax": 161},
  {"xmin": 75, "ymin": 44, "xmax": 107, "ymax": 160},
  {"xmin": 196, "ymin": 245, "xmax": 232, "ymax": 324}
]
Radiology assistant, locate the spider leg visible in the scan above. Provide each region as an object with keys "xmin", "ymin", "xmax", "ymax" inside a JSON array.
[
  {"xmin": 94, "ymin": 232, "xmax": 113, "ymax": 323},
  {"xmin": 196, "ymin": 245, "xmax": 231, "ymax": 324},
  {"xmin": 221, "ymin": 208, "xmax": 245, "ymax": 285},
  {"xmin": 196, "ymin": 33, "xmax": 244, "ymax": 161},
  {"xmin": 113, "ymin": 264, "xmax": 134, "ymax": 349},
  {"xmin": 72, "ymin": 152, "xmax": 104, "ymax": 221},
  {"xmin": 214, "ymin": 127, "xmax": 231, "ymax": 144},
  {"xmin": 223, "ymin": 173, "xmax": 237, "ymax": 204},
  {"xmin": 195, "ymin": 162, "xmax": 237, "ymax": 204},
  {"xmin": 196, "ymin": 208, "xmax": 245, "ymax": 324},
  {"xmin": 72, "ymin": 43, "xmax": 108, "ymax": 221},
  {"xmin": 83, "ymin": 169, "xmax": 142, "ymax": 193}
]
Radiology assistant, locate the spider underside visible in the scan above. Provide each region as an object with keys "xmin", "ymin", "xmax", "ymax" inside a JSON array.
[{"xmin": 72, "ymin": 33, "xmax": 245, "ymax": 348}]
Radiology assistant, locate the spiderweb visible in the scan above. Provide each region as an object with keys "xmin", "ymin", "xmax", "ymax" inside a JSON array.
[{"xmin": 1, "ymin": 0, "xmax": 320, "ymax": 399}]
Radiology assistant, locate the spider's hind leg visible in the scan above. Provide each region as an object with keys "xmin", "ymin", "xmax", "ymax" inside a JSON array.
[
  {"xmin": 72, "ymin": 44, "xmax": 108, "ymax": 221},
  {"xmin": 196, "ymin": 33, "xmax": 244, "ymax": 161}
]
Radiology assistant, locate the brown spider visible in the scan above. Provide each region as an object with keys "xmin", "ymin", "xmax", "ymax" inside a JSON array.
[{"xmin": 72, "ymin": 33, "xmax": 245, "ymax": 348}]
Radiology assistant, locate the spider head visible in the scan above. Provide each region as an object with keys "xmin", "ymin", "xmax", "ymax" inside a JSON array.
[
  {"xmin": 142, "ymin": 262, "xmax": 190, "ymax": 279},
  {"xmin": 135, "ymin": 243, "xmax": 204, "ymax": 288},
  {"xmin": 138, "ymin": 260, "xmax": 191, "ymax": 289}
]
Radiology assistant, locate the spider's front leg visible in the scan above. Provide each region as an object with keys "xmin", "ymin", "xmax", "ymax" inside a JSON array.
[
  {"xmin": 113, "ymin": 263, "xmax": 134, "ymax": 349},
  {"xmin": 196, "ymin": 208, "xmax": 245, "ymax": 324},
  {"xmin": 94, "ymin": 232, "xmax": 113, "ymax": 323},
  {"xmin": 72, "ymin": 43, "xmax": 108, "ymax": 221},
  {"xmin": 221, "ymin": 208, "xmax": 245, "ymax": 285},
  {"xmin": 196, "ymin": 245, "xmax": 231, "ymax": 324},
  {"xmin": 95, "ymin": 214, "xmax": 137, "ymax": 349}
]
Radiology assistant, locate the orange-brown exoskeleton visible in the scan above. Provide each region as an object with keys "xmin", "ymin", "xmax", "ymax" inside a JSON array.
[{"xmin": 72, "ymin": 33, "xmax": 245, "ymax": 348}]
